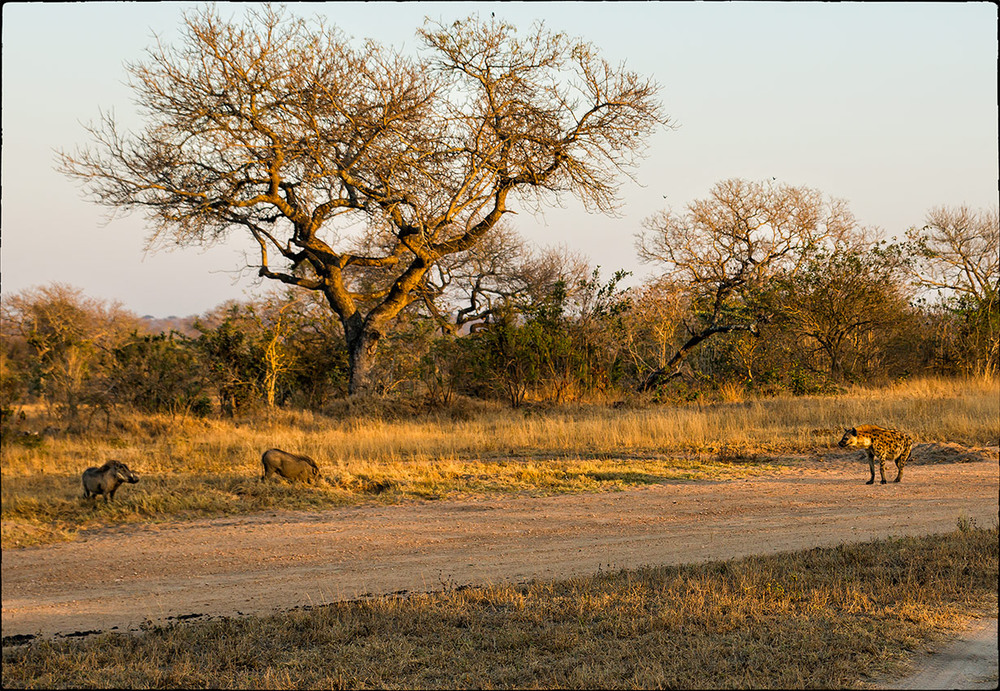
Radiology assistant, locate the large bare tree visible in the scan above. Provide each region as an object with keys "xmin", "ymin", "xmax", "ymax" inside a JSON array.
[
  {"xmin": 635, "ymin": 178, "xmax": 858, "ymax": 390},
  {"xmin": 59, "ymin": 6, "xmax": 667, "ymax": 394}
]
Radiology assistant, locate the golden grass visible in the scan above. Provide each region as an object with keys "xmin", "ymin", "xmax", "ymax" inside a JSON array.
[
  {"xmin": 3, "ymin": 524, "xmax": 996, "ymax": 689},
  {"xmin": 2, "ymin": 375, "xmax": 997, "ymax": 548},
  {"xmin": 0, "ymin": 454, "xmax": 769, "ymax": 548}
]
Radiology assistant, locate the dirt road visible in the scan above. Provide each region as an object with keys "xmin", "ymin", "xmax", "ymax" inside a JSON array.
[{"xmin": 2, "ymin": 453, "xmax": 998, "ymax": 643}]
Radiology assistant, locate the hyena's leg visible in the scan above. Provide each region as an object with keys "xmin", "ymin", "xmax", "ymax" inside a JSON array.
[
  {"xmin": 878, "ymin": 455, "xmax": 888, "ymax": 484},
  {"xmin": 894, "ymin": 446, "xmax": 911, "ymax": 483},
  {"xmin": 866, "ymin": 452, "xmax": 876, "ymax": 485}
]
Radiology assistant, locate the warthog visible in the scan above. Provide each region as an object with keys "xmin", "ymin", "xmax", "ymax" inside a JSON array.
[
  {"xmin": 82, "ymin": 460, "xmax": 140, "ymax": 503},
  {"xmin": 261, "ymin": 448, "xmax": 322, "ymax": 483}
]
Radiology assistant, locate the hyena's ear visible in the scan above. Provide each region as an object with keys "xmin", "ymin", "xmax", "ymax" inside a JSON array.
[{"xmin": 848, "ymin": 427, "xmax": 856, "ymax": 434}]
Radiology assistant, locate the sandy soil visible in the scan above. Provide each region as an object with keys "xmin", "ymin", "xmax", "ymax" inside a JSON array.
[
  {"xmin": 868, "ymin": 615, "xmax": 999, "ymax": 691},
  {"xmin": 2, "ymin": 447, "xmax": 998, "ymax": 659}
]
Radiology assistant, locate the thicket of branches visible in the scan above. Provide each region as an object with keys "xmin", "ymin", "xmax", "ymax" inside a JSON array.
[{"xmin": 2, "ymin": 195, "xmax": 995, "ymax": 428}]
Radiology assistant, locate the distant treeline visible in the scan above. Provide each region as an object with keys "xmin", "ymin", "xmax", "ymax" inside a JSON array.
[
  {"xmin": 2, "ymin": 217, "xmax": 996, "ymax": 428},
  {"xmin": 47, "ymin": 7, "xmax": 997, "ymax": 412}
]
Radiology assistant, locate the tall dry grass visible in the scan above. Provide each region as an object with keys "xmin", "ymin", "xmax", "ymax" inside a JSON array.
[
  {"xmin": 5, "ymin": 376, "xmax": 997, "ymax": 473},
  {"xmin": 2, "ymin": 376, "xmax": 997, "ymax": 547}
]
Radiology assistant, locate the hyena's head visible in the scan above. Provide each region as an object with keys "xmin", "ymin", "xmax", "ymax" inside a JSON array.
[{"xmin": 838, "ymin": 428, "xmax": 861, "ymax": 448}]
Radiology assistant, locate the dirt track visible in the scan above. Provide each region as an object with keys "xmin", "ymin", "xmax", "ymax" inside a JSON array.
[
  {"xmin": 871, "ymin": 615, "xmax": 999, "ymax": 690},
  {"xmin": 2, "ymin": 451, "xmax": 998, "ymax": 644}
]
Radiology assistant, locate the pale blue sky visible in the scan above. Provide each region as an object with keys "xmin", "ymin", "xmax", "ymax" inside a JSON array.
[{"xmin": 2, "ymin": 2, "xmax": 997, "ymax": 317}]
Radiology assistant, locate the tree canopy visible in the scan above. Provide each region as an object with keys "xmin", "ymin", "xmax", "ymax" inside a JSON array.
[
  {"xmin": 59, "ymin": 5, "xmax": 668, "ymax": 393},
  {"xmin": 634, "ymin": 178, "xmax": 860, "ymax": 388}
]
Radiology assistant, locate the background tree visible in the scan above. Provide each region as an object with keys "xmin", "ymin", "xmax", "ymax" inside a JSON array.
[
  {"xmin": 550, "ymin": 267, "xmax": 632, "ymax": 397},
  {"xmin": 467, "ymin": 302, "xmax": 539, "ymax": 407},
  {"xmin": 251, "ymin": 295, "xmax": 300, "ymax": 409},
  {"xmin": 458, "ymin": 253, "xmax": 580, "ymax": 407},
  {"xmin": 278, "ymin": 293, "xmax": 350, "ymax": 407},
  {"xmin": 459, "ymin": 264, "xmax": 630, "ymax": 405},
  {"xmin": 195, "ymin": 303, "xmax": 265, "ymax": 416},
  {"xmin": 431, "ymin": 230, "xmax": 595, "ymax": 340},
  {"xmin": 110, "ymin": 332, "xmax": 211, "ymax": 416},
  {"xmin": 415, "ymin": 222, "xmax": 531, "ymax": 335},
  {"xmin": 59, "ymin": 6, "xmax": 667, "ymax": 395},
  {"xmin": 635, "ymin": 178, "xmax": 858, "ymax": 391},
  {"xmin": 616, "ymin": 277, "xmax": 688, "ymax": 388},
  {"xmin": 419, "ymin": 332, "xmax": 465, "ymax": 406},
  {"xmin": 773, "ymin": 240, "xmax": 913, "ymax": 381},
  {"xmin": 194, "ymin": 292, "xmax": 353, "ymax": 412},
  {"xmin": 0, "ymin": 329, "xmax": 31, "ymax": 428},
  {"xmin": 1, "ymin": 284, "xmax": 141, "ymax": 427},
  {"xmin": 907, "ymin": 205, "xmax": 999, "ymax": 376}
]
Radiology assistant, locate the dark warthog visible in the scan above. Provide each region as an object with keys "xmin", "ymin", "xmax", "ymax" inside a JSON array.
[
  {"xmin": 261, "ymin": 448, "xmax": 322, "ymax": 483},
  {"xmin": 82, "ymin": 460, "xmax": 140, "ymax": 503}
]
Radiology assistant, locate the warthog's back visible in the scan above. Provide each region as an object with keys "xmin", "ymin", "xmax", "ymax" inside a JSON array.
[
  {"xmin": 261, "ymin": 448, "xmax": 321, "ymax": 482},
  {"xmin": 81, "ymin": 466, "xmax": 104, "ymax": 492}
]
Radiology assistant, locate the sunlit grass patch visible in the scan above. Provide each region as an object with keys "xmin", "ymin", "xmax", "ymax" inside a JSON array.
[
  {"xmin": 0, "ymin": 455, "xmax": 766, "ymax": 547},
  {"xmin": 2, "ymin": 376, "xmax": 996, "ymax": 547},
  {"xmin": 0, "ymin": 516, "xmax": 78, "ymax": 548},
  {"xmin": 4, "ymin": 525, "xmax": 995, "ymax": 689}
]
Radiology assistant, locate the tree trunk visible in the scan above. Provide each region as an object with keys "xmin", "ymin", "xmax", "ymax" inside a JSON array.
[{"xmin": 346, "ymin": 325, "xmax": 381, "ymax": 396}]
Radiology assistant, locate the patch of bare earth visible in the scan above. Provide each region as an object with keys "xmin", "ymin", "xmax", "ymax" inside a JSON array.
[
  {"xmin": 864, "ymin": 613, "xmax": 999, "ymax": 690},
  {"xmin": 2, "ymin": 446, "xmax": 997, "ymax": 648}
]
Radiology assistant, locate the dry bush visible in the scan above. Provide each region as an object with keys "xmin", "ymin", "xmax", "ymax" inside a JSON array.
[{"xmin": 718, "ymin": 380, "xmax": 747, "ymax": 403}]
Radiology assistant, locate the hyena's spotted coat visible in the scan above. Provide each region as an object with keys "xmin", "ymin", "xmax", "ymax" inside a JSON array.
[{"xmin": 838, "ymin": 425, "xmax": 913, "ymax": 485}]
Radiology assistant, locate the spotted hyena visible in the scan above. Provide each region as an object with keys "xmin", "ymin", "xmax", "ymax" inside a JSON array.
[{"xmin": 838, "ymin": 425, "xmax": 913, "ymax": 485}]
